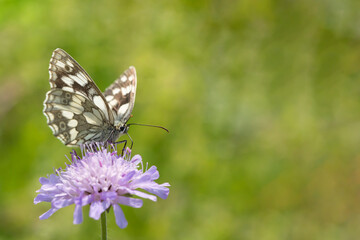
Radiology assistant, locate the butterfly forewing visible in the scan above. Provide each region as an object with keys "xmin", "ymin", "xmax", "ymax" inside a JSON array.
[
  {"xmin": 104, "ymin": 66, "xmax": 137, "ymax": 125},
  {"xmin": 48, "ymin": 48, "xmax": 114, "ymax": 123},
  {"xmin": 43, "ymin": 48, "xmax": 119, "ymax": 146}
]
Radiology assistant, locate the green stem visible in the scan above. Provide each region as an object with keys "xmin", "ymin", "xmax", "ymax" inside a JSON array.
[{"xmin": 101, "ymin": 211, "xmax": 107, "ymax": 240}]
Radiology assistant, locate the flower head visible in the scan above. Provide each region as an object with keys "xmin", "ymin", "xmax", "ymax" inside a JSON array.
[{"xmin": 34, "ymin": 144, "xmax": 170, "ymax": 228}]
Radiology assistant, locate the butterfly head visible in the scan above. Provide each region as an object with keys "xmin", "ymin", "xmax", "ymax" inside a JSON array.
[{"xmin": 118, "ymin": 124, "xmax": 129, "ymax": 134}]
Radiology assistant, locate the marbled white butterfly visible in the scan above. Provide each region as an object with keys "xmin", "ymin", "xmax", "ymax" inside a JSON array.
[{"xmin": 43, "ymin": 48, "xmax": 137, "ymax": 147}]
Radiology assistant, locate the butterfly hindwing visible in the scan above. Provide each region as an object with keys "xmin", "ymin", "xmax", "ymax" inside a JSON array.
[
  {"xmin": 104, "ymin": 66, "xmax": 137, "ymax": 124},
  {"xmin": 43, "ymin": 89, "xmax": 115, "ymax": 146}
]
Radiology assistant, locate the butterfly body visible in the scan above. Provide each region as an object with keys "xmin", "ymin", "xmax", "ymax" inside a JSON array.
[{"xmin": 43, "ymin": 49, "xmax": 136, "ymax": 147}]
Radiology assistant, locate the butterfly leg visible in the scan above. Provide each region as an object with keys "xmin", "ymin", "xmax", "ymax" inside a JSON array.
[
  {"xmin": 114, "ymin": 139, "xmax": 127, "ymax": 155},
  {"xmin": 126, "ymin": 133, "xmax": 134, "ymax": 149}
]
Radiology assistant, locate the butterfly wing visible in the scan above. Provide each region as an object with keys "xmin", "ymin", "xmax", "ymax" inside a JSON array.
[
  {"xmin": 103, "ymin": 66, "xmax": 137, "ymax": 125},
  {"xmin": 43, "ymin": 89, "xmax": 114, "ymax": 146},
  {"xmin": 43, "ymin": 48, "xmax": 115, "ymax": 146}
]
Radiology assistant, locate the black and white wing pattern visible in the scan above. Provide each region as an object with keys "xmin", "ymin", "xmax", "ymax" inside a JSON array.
[
  {"xmin": 43, "ymin": 48, "xmax": 117, "ymax": 146},
  {"xmin": 103, "ymin": 67, "xmax": 137, "ymax": 125}
]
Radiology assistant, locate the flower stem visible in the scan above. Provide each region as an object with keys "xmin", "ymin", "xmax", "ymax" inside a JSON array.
[{"xmin": 101, "ymin": 211, "xmax": 107, "ymax": 240}]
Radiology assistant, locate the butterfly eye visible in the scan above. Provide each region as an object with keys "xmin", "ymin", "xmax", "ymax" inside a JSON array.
[{"xmin": 119, "ymin": 126, "xmax": 125, "ymax": 132}]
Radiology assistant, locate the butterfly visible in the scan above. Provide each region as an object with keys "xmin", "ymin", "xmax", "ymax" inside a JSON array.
[{"xmin": 43, "ymin": 48, "xmax": 137, "ymax": 147}]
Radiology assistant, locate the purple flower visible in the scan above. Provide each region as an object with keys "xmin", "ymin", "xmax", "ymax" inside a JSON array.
[{"xmin": 34, "ymin": 144, "xmax": 170, "ymax": 228}]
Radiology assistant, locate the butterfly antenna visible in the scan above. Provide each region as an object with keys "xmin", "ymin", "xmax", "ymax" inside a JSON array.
[{"xmin": 127, "ymin": 123, "xmax": 169, "ymax": 133}]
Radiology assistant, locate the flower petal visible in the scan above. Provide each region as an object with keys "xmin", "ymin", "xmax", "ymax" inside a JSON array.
[
  {"xmin": 39, "ymin": 177, "xmax": 50, "ymax": 185},
  {"xmin": 130, "ymin": 166, "xmax": 159, "ymax": 186},
  {"xmin": 89, "ymin": 201, "xmax": 106, "ymax": 220},
  {"xmin": 39, "ymin": 208, "xmax": 58, "ymax": 220},
  {"xmin": 146, "ymin": 166, "xmax": 160, "ymax": 180},
  {"xmin": 143, "ymin": 183, "xmax": 170, "ymax": 199},
  {"xmin": 39, "ymin": 184, "xmax": 60, "ymax": 193},
  {"xmin": 49, "ymin": 174, "xmax": 61, "ymax": 184},
  {"xmin": 100, "ymin": 191, "xmax": 117, "ymax": 201},
  {"xmin": 73, "ymin": 194, "xmax": 94, "ymax": 207},
  {"xmin": 52, "ymin": 198, "xmax": 74, "ymax": 209},
  {"xmin": 130, "ymin": 154, "xmax": 142, "ymax": 164},
  {"xmin": 73, "ymin": 204, "xmax": 83, "ymax": 224},
  {"xmin": 34, "ymin": 194, "xmax": 53, "ymax": 204},
  {"xmin": 116, "ymin": 196, "xmax": 143, "ymax": 208},
  {"xmin": 130, "ymin": 190, "xmax": 157, "ymax": 201},
  {"xmin": 113, "ymin": 204, "xmax": 128, "ymax": 229},
  {"xmin": 121, "ymin": 170, "xmax": 136, "ymax": 183}
]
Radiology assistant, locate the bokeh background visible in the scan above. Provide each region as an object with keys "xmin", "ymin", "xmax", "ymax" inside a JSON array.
[{"xmin": 1, "ymin": 0, "xmax": 360, "ymax": 239}]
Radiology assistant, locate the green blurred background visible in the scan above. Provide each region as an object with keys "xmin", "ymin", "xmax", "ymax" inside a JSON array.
[{"xmin": 1, "ymin": 0, "xmax": 360, "ymax": 239}]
